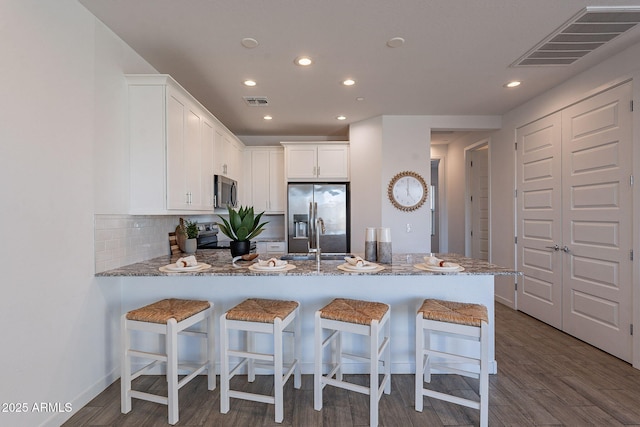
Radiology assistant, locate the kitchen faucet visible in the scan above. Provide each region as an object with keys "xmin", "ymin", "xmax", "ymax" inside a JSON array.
[{"xmin": 310, "ymin": 217, "xmax": 325, "ymax": 264}]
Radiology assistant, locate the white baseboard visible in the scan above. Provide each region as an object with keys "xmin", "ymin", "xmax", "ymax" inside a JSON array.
[{"xmin": 39, "ymin": 368, "xmax": 120, "ymax": 427}]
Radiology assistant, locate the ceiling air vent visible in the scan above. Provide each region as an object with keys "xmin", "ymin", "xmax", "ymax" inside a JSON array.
[
  {"xmin": 243, "ymin": 96, "xmax": 269, "ymax": 106},
  {"xmin": 511, "ymin": 6, "xmax": 640, "ymax": 67}
]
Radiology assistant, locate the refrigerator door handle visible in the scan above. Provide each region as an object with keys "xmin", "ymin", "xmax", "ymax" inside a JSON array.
[
  {"xmin": 308, "ymin": 201, "xmax": 315, "ymax": 250},
  {"xmin": 313, "ymin": 202, "xmax": 318, "ymax": 249}
]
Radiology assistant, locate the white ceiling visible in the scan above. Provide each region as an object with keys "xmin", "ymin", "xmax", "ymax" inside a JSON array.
[{"xmin": 79, "ymin": 0, "xmax": 640, "ymax": 139}]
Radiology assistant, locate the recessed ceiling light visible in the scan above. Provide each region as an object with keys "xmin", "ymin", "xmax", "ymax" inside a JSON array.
[
  {"xmin": 295, "ymin": 56, "xmax": 312, "ymax": 66},
  {"xmin": 241, "ymin": 38, "xmax": 259, "ymax": 49},
  {"xmin": 336, "ymin": 115, "xmax": 346, "ymax": 121},
  {"xmin": 504, "ymin": 80, "xmax": 521, "ymax": 88},
  {"xmin": 342, "ymin": 79, "xmax": 355, "ymax": 86},
  {"xmin": 243, "ymin": 79, "xmax": 257, "ymax": 87},
  {"xmin": 387, "ymin": 37, "xmax": 405, "ymax": 48},
  {"xmin": 356, "ymin": 97, "xmax": 365, "ymax": 101},
  {"xmin": 263, "ymin": 115, "xmax": 273, "ymax": 120}
]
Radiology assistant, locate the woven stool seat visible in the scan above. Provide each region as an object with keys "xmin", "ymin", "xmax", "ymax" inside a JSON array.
[
  {"xmin": 318, "ymin": 297, "xmax": 389, "ymax": 325},
  {"xmin": 225, "ymin": 298, "xmax": 299, "ymax": 323},
  {"xmin": 418, "ymin": 298, "xmax": 488, "ymax": 327},
  {"xmin": 126, "ymin": 298, "xmax": 210, "ymax": 324}
]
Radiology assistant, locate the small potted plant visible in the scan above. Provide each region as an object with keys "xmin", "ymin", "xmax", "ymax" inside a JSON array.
[
  {"xmin": 182, "ymin": 219, "xmax": 199, "ymax": 254},
  {"xmin": 216, "ymin": 205, "xmax": 268, "ymax": 256}
]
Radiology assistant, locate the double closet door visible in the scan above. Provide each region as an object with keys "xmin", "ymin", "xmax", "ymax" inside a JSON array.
[{"xmin": 516, "ymin": 82, "xmax": 633, "ymax": 362}]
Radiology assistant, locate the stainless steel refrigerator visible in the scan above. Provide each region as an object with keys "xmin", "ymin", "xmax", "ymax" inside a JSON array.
[{"xmin": 287, "ymin": 183, "xmax": 350, "ymax": 254}]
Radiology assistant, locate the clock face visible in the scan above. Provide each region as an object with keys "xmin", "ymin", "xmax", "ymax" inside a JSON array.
[{"xmin": 387, "ymin": 171, "xmax": 428, "ymax": 211}]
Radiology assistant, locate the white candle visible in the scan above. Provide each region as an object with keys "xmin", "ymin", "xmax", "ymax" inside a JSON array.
[
  {"xmin": 377, "ymin": 227, "xmax": 391, "ymax": 243},
  {"xmin": 366, "ymin": 227, "xmax": 377, "ymax": 242}
]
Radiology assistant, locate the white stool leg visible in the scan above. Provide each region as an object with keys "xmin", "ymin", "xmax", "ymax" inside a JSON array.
[
  {"xmin": 120, "ymin": 315, "xmax": 132, "ymax": 414},
  {"xmin": 167, "ymin": 318, "xmax": 179, "ymax": 425},
  {"xmin": 220, "ymin": 314, "xmax": 230, "ymax": 414},
  {"xmin": 274, "ymin": 317, "xmax": 284, "ymax": 423},
  {"xmin": 414, "ymin": 313, "xmax": 423, "ymax": 412},
  {"xmin": 247, "ymin": 330, "xmax": 256, "ymax": 382},
  {"xmin": 370, "ymin": 320, "xmax": 379, "ymax": 427},
  {"xmin": 314, "ymin": 311, "xmax": 323, "ymax": 411},
  {"xmin": 207, "ymin": 306, "xmax": 216, "ymax": 391},
  {"xmin": 294, "ymin": 308, "xmax": 302, "ymax": 389},
  {"xmin": 383, "ymin": 315, "xmax": 391, "ymax": 395},
  {"xmin": 334, "ymin": 329, "xmax": 343, "ymax": 381},
  {"xmin": 424, "ymin": 327, "xmax": 432, "ymax": 383},
  {"xmin": 480, "ymin": 321, "xmax": 489, "ymax": 427}
]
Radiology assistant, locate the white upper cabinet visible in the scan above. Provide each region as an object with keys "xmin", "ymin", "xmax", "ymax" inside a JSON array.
[
  {"xmin": 126, "ymin": 74, "xmax": 241, "ymax": 214},
  {"xmin": 281, "ymin": 142, "xmax": 349, "ymax": 181},
  {"xmin": 245, "ymin": 147, "xmax": 285, "ymax": 213},
  {"xmin": 214, "ymin": 127, "xmax": 243, "ymax": 182},
  {"xmin": 166, "ymin": 86, "xmax": 206, "ymax": 210}
]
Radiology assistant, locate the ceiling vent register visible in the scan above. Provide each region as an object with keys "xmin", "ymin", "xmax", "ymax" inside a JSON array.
[
  {"xmin": 242, "ymin": 96, "xmax": 269, "ymax": 106},
  {"xmin": 512, "ymin": 6, "xmax": 640, "ymax": 67}
]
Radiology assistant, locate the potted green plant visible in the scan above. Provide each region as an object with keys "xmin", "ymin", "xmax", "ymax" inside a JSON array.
[
  {"xmin": 216, "ymin": 205, "xmax": 268, "ymax": 256},
  {"xmin": 182, "ymin": 219, "xmax": 199, "ymax": 254}
]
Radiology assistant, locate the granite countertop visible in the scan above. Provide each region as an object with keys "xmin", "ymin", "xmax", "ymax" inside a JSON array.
[{"xmin": 96, "ymin": 250, "xmax": 519, "ymax": 277}]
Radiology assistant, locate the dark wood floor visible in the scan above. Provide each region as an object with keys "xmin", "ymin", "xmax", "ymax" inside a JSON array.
[{"xmin": 63, "ymin": 303, "xmax": 640, "ymax": 426}]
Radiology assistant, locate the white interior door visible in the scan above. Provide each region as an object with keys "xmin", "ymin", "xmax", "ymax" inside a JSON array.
[
  {"xmin": 470, "ymin": 146, "xmax": 489, "ymax": 260},
  {"xmin": 516, "ymin": 113, "xmax": 563, "ymax": 329},
  {"xmin": 561, "ymin": 82, "xmax": 633, "ymax": 362}
]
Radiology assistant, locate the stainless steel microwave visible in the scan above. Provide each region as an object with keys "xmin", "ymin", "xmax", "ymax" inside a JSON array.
[{"xmin": 214, "ymin": 175, "xmax": 237, "ymax": 208}]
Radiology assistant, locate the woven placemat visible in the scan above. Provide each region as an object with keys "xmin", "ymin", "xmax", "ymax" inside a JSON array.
[
  {"xmin": 158, "ymin": 263, "xmax": 211, "ymax": 273},
  {"xmin": 337, "ymin": 264, "xmax": 385, "ymax": 273}
]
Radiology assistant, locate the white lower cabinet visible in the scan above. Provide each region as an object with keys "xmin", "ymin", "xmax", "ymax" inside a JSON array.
[{"xmin": 256, "ymin": 241, "xmax": 286, "ymax": 257}]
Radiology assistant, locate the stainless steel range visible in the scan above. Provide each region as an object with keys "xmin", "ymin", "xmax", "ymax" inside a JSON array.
[{"xmin": 196, "ymin": 222, "xmax": 256, "ymax": 252}]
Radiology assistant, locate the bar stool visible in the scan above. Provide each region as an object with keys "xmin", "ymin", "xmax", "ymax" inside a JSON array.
[
  {"xmin": 220, "ymin": 298, "xmax": 301, "ymax": 423},
  {"xmin": 121, "ymin": 298, "xmax": 215, "ymax": 425},
  {"xmin": 415, "ymin": 299, "xmax": 489, "ymax": 427},
  {"xmin": 314, "ymin": 298, "xmax": 391, "ymax": 427}
]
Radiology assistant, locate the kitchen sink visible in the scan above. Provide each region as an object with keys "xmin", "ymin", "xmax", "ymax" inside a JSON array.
[{"xmin": 280, "ymin": 253, "xmax": 353, "ymax": 261}]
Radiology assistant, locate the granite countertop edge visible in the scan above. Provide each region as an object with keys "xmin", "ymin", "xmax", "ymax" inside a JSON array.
[{"xmin": 96, "ymin": 251, "xmax": 519, "ymax": 277}]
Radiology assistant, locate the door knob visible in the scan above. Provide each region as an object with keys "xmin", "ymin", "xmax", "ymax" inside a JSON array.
[
  {"xmin": 562, "ymin": 246, "xmax": 570, "ymax": 253},
  {"xmin": 545, "ymin": 244, "xmax": 560, "ymax": 251}
]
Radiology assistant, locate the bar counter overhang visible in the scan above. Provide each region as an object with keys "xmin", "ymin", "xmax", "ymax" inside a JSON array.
[{"xmin": 97, "ymin": 251, "xmax": 519, "ymax": 375}]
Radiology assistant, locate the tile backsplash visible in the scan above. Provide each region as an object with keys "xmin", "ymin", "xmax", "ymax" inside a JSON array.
[
  {"xmin": 94, "ymin": 213, "xmax": 285, "ymax": 273},
  {"xmin": 94, "ymin": 214, "xmax": 181, "ymax": 273}
]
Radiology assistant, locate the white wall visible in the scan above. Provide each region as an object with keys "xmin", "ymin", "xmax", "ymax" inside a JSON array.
[
  {"xmin": 380, "ymin": 116, "xmax": 432, "ymax": 253},
  {"xmin": 0, "ymin": 1, "xmax": 156, "ymax": 425},
  {"xmin": 349, "ymin": 115, "xmax": 500, "ymax": 255},
  {"xmin": 349, "ymin": 116, "xmax": 383, "ymax": 253}
]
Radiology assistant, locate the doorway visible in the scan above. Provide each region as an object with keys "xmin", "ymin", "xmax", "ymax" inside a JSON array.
[
  {"xmin": 430, "ymin": 159, "xmax": 440, "ymax": 252},
  {"xmin": 465, "ymin": 141, "xmax": 489, "ymax": 260},
  {"xmin": 516, "ymin": 82, "xmax": 632, "ymax": 362}
]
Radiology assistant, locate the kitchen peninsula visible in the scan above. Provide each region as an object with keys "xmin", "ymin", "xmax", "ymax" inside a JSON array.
[{"xmin": 97, "ymin": 251, "xmax": 517, "ymax": 374}]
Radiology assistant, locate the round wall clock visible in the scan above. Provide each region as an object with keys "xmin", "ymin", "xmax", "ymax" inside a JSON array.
[{"xmin": 387, "ymin": 171, "xmax": 428, "ymax": 212}]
